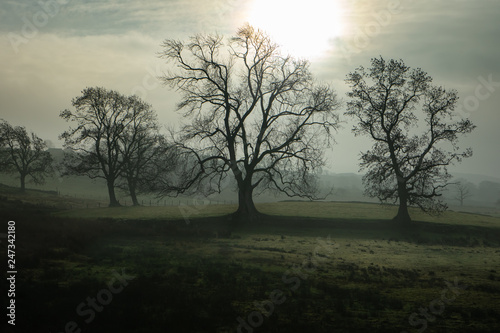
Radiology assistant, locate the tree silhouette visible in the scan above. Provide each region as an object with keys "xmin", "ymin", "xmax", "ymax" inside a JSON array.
[
  {"xmin": 453, "ymin": 181, "xmax": 472, "ymax": 207},
  {"xmin": 0, "ymin": 120, "xmax": 53, "ymax": 192},
  {"xmin": 345, "ymin": 57, "xmax": 476, "ymax": 222},
  {"xmin": 118, "ymin": 122, "xmax": 176, "ymax": 206},
  {"xmin": 159, "ymin": 25, "xmax": 340, "ymax": 221},
  {"xmin": 60, "ymin": 87, "xmax": 165, "ymax": 207}
]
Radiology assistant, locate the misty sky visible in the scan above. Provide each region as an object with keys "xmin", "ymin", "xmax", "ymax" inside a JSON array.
[{"xmin": 1, "ymin": 0, "xmax": 499, "ymax": 178}]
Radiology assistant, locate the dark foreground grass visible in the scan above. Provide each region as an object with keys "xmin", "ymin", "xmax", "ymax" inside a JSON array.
[{"xmin": 1, "ymin": 196, "xmax": 500, "ymax": 332}]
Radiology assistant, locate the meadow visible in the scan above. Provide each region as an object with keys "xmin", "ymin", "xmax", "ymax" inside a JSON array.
[{"xmin": 1, "ymin": 189, "xmax": 500, "ymax": 332}]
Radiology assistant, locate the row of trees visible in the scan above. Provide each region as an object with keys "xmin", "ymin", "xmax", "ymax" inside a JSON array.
[
  {"xmin": 0, "ymin": 25, "xmax": 476, "ymax": 223},
  {"xmin": 59, "ymin": 88, "xmax": 178, "ymax": 206},
  {"xmin": 0, "ymin": 89, "xmax": 177, "ymax": 206}
]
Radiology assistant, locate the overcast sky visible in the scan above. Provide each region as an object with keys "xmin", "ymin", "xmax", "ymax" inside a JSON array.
[{"xmin": 1, "ymin": 0, "xmax": 499, "ymax": 178}]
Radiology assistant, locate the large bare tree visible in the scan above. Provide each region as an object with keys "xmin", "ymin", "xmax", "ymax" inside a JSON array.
[
  {"xmin": 0, "ymin": 120, "xmax": 54, "ymax": 192},
  {"xmin": 159, "ymin": 25, "xmax": 340, "ymax": 220},
  {"xmin": 60, "ymin": 87, "xmax": 164, "ymax": 207},
  {"xmin": 345, "ymin": 57, "xmax": 476, "ymax": 223}
]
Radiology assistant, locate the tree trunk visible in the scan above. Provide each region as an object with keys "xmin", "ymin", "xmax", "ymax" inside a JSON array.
[
  {"xmin": 128, "ymin": 178, "xmax": 140, "ymax": 206},
  {"xmin": 107, "ymin": 180, "xmax": 121, "ymax": 207},
  {"xmin": 233, "ymin": 182, "xmax": 260, "ymax": 222},
  {"xmin": 394, "ymin": 182, "xmax": 411, "ymax": 223},
  {"xmin": 20, "ymin": 174, "xmax": 26, "ymax": 193}
]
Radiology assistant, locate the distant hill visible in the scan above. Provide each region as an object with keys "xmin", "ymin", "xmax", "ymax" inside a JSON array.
[
  {"xmin": 47, "ymin": 148, "xmax": 65, "ymax": 161},
  {"xmin": 445, "ymin": 172, "xmax": 500, "ymax": 207},
  {"xmin": 451, "ymin": 172, "xmax": 500, "ymax": 185},
  {"xmin": 317, "ymin": 171, "xmax": 500, "ymax": 208}
]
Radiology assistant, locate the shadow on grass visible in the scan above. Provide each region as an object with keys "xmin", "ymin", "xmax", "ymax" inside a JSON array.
[
  {"xmin": 243, "ymin": 214, "xmax": 500, "ymax": 247},
  {"xmin": 2, "ymin": 197, "xmax": 500, "ymax": 332}
]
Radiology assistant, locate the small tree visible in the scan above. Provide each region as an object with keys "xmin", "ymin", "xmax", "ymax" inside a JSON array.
[
  {"xmin": 453, "ymin": 181, "xmax": 473, "ymax": 207},
  {"xmin": 345, "ymin": 57, "xmax": 476, "ymax": 223},
  {"xmin": 0, "ymin": 120, "xmax": 53, "ymax": 192},
  {"xmin": 60, "ymin": 87, "xmax": 163, "ymax": 207},
  {"xmin": 159, "ymin": 25, "xmax": 340, "ymax": 221}
]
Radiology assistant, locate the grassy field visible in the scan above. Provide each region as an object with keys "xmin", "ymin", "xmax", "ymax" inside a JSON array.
[
  {"xmin": 54, "ymin": 200, "xmax": 499, "ymax": 223},
  {"xmin": 1, "ymin": 189, "xmax": 500, "ymax": 332}
]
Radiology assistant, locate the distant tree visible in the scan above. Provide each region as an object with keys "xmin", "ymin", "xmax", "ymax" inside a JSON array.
[
  {"xmin": 159, "ymin": 24, "xmax": 340, "ymax": 221},
  {"xmin": 0, "ymin": 120, "xmax": 54, "ymax": 192},
  {"xmin": 453, "ymin": 181, "xmax": 473, "ymax": 207},
  {"xmin": 345, "ymin": 57, "xmax": 476, "ymax": 223},
  {"xmin": 118, "ymin": 116, "xmax": 177, "ymax": 206},
  {"xmin": 60, "ymin": 87, "xmax": 165, "ymax": 207}
]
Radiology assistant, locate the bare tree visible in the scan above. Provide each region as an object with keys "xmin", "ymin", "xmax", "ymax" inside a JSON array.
[
  {"xmin": 158, "ymin": 25, "xmax": 340, "ymax": 221},
  {"xmin": 60, "ymin": 87, "xmax": 163, "ymax": 207},
  {"xmin": 345, "ymin": 57, "xmax": 476, "ymax": 223},
  {"xmin": 119, "ymin": 119, "xmax": 177, "ymax": 206},
  {"xmin": 0, "ymin": 120, "xmax": 54, "ymax": 192},
  {"xmin": 454, "ymin": 181, "xmax": 472, "ymax": 207}
]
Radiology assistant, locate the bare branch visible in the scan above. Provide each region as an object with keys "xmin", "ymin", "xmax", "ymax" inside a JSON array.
[{"xmin": 345, "ymin": 57, "xmax": 475, "ymax": 221}]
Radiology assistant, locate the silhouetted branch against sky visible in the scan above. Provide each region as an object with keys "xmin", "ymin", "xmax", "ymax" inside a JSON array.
[
  {"xmin": 345, "ymin": 57, "xmax": 476, "ymax": 221},
  {"xmin": 0, "ymin": 0, "xmax": 498, "ymax": 178},
  {"xmin": 156, "ymin": 25, "xmax": 341, "ymax": 218}
]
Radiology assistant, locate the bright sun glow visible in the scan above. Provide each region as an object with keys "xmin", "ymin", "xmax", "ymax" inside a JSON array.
[{"xmin": 247, "ymin": 0, "xmax": 344, "ymax": 59}]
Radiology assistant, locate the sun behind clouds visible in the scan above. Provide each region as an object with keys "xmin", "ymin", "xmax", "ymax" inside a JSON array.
[{"xmin": 247, "ymin": 0, "xmax": 345, "ymax": 59}]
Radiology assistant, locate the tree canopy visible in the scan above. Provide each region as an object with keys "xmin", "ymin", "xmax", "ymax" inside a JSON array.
[
  {"xmin": 0, "ymin": 120, "xmax": 54, "ymax": 192},
  {"xmin": 158, "ymin": 25, "xmax": 340, "ymax": 220},
  {"xmin": 345, "ymin": 57, "xmax": 476, "ymax": 222},
  {"xmin": 59, "ymin": 87, "xmax": 171, "ymax": 206}
]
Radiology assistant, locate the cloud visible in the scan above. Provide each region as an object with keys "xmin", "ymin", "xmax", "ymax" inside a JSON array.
[
  {"xmin": 0, "ymin": 31, "xmax": 180, "ymax": 145},
  {"xmin": 0, "ymin": 0, "xmax": 247, "ymax": 147},
  {"xmin": 0, "ymin": 0, "xmax": 498, "ymax": 177},
  {"xmin": 311, "ymin": 0, "xmax": 500, "ymax": 177},
  {"xmin": 1, "ymin": 0, "xmax": 244, "ymax": 40}
]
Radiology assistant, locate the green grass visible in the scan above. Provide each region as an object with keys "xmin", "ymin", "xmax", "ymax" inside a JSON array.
[
  {"xmin": 3, "ymin": 190, "xmax": 500, "ymax": 332},
  {"xmin": 260, "ymin": 201, "xmax": 500, "ymax": 226},
  {"xmin": 53, "ymin": 203, "xmax": 240, "ymax": 219},
  {"xmin": 11, "ymin": 212, "xmax": 500, "ymax": 332},
  {"xmin": 54, "ymin": 200, "xmax": 500, "ymax": 228}
]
